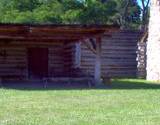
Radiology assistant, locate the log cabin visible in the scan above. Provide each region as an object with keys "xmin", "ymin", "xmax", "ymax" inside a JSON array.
[{"xmin": 0, "ymin": 24, "xmax": 119, "ymax": 85}]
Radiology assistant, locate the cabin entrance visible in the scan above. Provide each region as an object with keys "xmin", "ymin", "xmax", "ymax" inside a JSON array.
[{"xmin": 28, "ymin": 48, "xmax": 48, "ymax": 79}]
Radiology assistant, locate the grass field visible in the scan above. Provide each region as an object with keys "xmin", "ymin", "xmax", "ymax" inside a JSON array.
[{"xmin": 0, "ymin": 79, "xmax": 160, "ymax": 125}]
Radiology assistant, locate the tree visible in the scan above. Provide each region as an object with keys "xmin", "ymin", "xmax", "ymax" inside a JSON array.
[
  {"xmin": 0, "ymin": 0, "xmax": 141, "ymax": 27},
  {"xmin": 61, "ymin": 0, "xmax": 84, "ymax": 24},
  {"xmin": 78, "ymin": 0, "xmax": 117, "ymax": 24},
  {"xmin": 112, "ymin": 0, "xmax": 141, "ymax": 29},
  {"xmin": 61, "ymin": 0, "xmax": 118, "ymax": 24},
  {"xmin": 147, "ymin": 0, "xmax": 160, "ymax": 81},
  {"xmin": 139, "ymin": 0, "xmax": 150, "ymax": 28},
  {"xmin": 0, "ymin": 0, "xmax": 63, "ymax": 23}
]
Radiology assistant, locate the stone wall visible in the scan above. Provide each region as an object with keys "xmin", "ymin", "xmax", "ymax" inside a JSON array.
[{"xmin": 137, "ymin": 42, "xmax": 147, "ymax": 78}]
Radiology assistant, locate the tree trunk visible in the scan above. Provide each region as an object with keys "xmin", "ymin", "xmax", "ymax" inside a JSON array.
[{"xmin": 147, "ymin": 0, "xmax": 160, "ymax": 81}]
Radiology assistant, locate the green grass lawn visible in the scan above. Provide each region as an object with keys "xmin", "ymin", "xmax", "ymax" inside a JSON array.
[{"xmin": 1, "ymin": 79, "xmax": 160, "ymax": 125}]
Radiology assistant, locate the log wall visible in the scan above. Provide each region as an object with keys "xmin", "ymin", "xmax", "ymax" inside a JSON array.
[
  {"xmin": 63, "ymin": 42, "xmax": 75, "ymax": 77},
  {"xmin": 48, "ymin": 43, "xmax": 64, "ymax": 77},
  {"xmin": 0, "ymin": 47, "xmax": 27, "ymax": 78},
  {"xmin": 80, "ymin": 42, "xmax": 95, "ymax": 76},
  {"xmin": 0, "ymin": 42, "xmax": 67, "ymax": 78},
  {"xmin": 80, "ymin": 30, "xmax": 142, "ymax": 78},
  {"xmin": 0, "ymin": 30, "xmax": 143, "ymax": 79}
]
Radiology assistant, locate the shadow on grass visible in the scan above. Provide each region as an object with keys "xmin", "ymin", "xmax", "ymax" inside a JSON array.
[
  {"xmin": 1, "ymin": 79, "xmax": 160, "ymax": 90},
  {"xmin": 110, "ymin": 79, "xmax": 160, "ymax": 90}
]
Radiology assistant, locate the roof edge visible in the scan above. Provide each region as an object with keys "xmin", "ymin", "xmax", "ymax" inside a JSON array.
[{"xmin": 0, "ymin": 23, "xmax": 120, "ymax": 28}]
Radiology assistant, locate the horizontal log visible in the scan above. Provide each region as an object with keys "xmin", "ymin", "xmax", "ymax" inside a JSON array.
[
  {"xmin": 101, "ymin": 46, "xmax": 137, "ymax": 49},
  {"xmin": 0, "ymin": 69, "xmax": 27, "ymax": 73},
  {"xmin": 103, "ymin": 51, "xmax": 137, "ymax": 55},
  {"xmin": 101, "ymin": 55, "xmax": 136, "ymax": 58},
  {"xmin": 102, "ymin": 67, "xmax": 137, "ymax": 70}
]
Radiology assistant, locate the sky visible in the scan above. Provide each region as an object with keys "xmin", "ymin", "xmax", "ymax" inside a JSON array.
[
  {"xmin": 137, "ymin": 0, "xmax": 142, "ymax": 6},
  {"xmin": 137, "ymin": 0, "xmax": 150, "ymax": 7}
]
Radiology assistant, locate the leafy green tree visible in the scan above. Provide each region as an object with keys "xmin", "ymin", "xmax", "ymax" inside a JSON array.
[
  {"xmin": 78, "ymin": 0, "xmax": 117, "ymax": 24},
  {"xmin": 0, "ymin": 0, "xmax": 141, "ymax": 29},
  {"xmin": 61, "ymin": 0, "xmax": 83, "ymax": 24},
  {"xmin": 61, "ymin": 0, "xmax": 117, "ymax": 24},
  {"xmin": 32, "ymin": 1, "xmax": 63, "ymax": 24},
  {"xmin": 0, "ymin": 0, "xmax": 63, "ymax": 23},
  {"xmin": 139, "ymin": 0, "xmax": 150, "ymax": 28},
  {"xmin": 113, "ymin": 0, "xmax": 141, "ymax": 29}
]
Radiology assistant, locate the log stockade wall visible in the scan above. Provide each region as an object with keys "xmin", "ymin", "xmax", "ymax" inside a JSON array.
[{"xmin": 80, "ymin": 30, "xmax": 142, "ymax": 78}]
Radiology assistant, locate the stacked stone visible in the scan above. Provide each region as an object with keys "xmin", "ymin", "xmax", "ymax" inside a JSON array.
[{"xmin": 137, "ymin": 42, "xmax": 146, "ymax": 78}]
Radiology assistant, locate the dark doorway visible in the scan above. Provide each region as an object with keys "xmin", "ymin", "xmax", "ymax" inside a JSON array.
[{"xmin": 28, "ymin": 48, "xmax": 48, "ymax": 79}]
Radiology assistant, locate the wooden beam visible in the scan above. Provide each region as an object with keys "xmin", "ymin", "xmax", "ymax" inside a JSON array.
[
  {"xmin": 0, "ymin": 24, "xmax": 119, "ymax": 44},
  {"xmin": 83, "ymin": 38, "xmax": 97, "ymax": 54},
  {"xmin": 0, "ymin": 37, "xmax": 79, "ymax": 42},
  {"xmin": 94, "ymin": 37, "xmax": 102, "ymax": 85}
]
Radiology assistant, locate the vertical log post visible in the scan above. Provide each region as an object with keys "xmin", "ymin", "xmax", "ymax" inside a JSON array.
[{"xmin": 94, "ymin": 37, "xmax": 102, "ymax": 86}]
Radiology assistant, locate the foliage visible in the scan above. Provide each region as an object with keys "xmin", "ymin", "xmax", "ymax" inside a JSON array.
[
  {"xmin": 0, "ymin": 0, "xmax": 142, "ymax": 29},
  {"xmin": 78, "ymin": 0, "xmax": 117, "ymax": 24},
  {"xmin": 112, "ymin": 0, "xmax": 141, "ymax": 29},
  {"xmin": 139, "ymin": 0, "xmax": 150, "ymax": 28}
]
